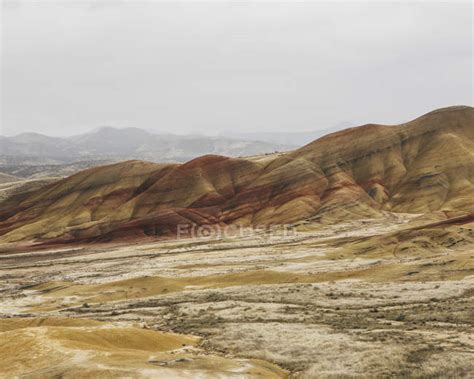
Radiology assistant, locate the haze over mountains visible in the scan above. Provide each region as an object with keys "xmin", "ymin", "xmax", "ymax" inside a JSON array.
[
  {"xmin": 0, "ymin": 105, "xmax": 472, "ymax": 244},
  {"xmin": 225, "ymin": 121, "xmax": 352, "ymax": 146},
  {"xmin": 0, "ymin": 127, "xmax": 296, "ymax": 166}
]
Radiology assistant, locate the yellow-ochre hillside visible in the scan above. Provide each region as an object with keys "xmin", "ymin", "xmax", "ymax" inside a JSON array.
[{"xmin": 0, "ymin": 106, "xmax": 472, "ymax": 244}]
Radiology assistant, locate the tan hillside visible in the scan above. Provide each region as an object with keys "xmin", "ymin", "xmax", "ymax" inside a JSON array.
[
  {"xmin": 0, "ymin": 172, "xmax": 20, "ymax": 184},
  {"xmin": 0, "ymin": 177, "xmax": 58, "ymax": 203},
  {"xmin": 0, "ymin": 317, "xmax": 286, "ymax": 378},
  {"xmin": 0, "ymin": 106, "xmax": 472, "ymax": 244}
]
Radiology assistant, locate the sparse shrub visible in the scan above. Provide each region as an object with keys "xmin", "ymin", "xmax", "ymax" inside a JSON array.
[{"xmin": 395, "ymin": 313, "xmax": 406, "ymax": 321}]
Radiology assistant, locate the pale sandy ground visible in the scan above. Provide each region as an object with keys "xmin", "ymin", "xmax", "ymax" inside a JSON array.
[{"xmin": 0, "ymin": 213, "xmax": 473, "ymax": 378}]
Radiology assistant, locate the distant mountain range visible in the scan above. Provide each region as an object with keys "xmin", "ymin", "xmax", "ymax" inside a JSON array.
[{"xmin": 0, "ymin": 127, "xmax": 299, "ymax": 166}]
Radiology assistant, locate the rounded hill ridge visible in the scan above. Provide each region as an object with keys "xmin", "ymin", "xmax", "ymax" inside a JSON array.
[{"xmin": 0, "ymin": 106, "xmax": 472, "ymax": 243}]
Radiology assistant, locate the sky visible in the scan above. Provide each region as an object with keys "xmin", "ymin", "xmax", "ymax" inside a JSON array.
[{"xmin": 0, "ymin": 0, "xmax": 472, "ymax": 137}]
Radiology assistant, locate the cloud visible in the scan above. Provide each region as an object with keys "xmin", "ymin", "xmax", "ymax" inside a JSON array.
[{"xmin": 1, "ymin": 1, "xmax": 472, "ymax": 136}]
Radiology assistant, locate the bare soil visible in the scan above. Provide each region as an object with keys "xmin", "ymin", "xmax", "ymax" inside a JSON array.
[{"xmin": 0, "ymin": 213, "xmax": 473, "ymax": 378}]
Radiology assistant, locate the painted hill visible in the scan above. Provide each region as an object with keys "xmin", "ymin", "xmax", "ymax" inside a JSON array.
[{"xmin": 0, "ymin": 106, "xmax": 472, "ymax": 244}]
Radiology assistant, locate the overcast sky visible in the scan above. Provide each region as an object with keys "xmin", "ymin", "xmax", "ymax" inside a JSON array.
[{"xmin": 0, "ymin": 1, "xmax": 472, "ymax": 136}]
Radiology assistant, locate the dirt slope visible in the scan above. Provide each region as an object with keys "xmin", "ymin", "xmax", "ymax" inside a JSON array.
[
  {"xmin": 0, "ymin": 106, "xmax": 472, "ymax": 243},
  {"xmin": 0, "ymin": 172, "xmax": 20, "ymax": 184},
  {"xmin": 0, "ymin": 317, "xmax": 286, "ymax": 378}
]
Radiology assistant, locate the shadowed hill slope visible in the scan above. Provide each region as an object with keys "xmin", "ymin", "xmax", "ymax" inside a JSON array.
[{"xmin": 0, "ymin": 106, "xmax": 472, "ymax": 243}]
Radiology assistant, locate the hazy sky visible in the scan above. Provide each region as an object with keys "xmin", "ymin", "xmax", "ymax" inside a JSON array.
[{"xmin": 0, "ymin": 1, "xmax": 472, "ymax": 136}]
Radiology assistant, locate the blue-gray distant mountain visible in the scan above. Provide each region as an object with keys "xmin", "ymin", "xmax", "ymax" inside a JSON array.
[{"xmin": 0, "ymin": 127, "xmax": 296, "ymax": 166}]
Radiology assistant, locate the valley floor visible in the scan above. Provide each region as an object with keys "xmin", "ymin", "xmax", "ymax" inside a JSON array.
[{"xmin": 0, "ymin": 213, "xmax": 473, "ymax": 378}]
